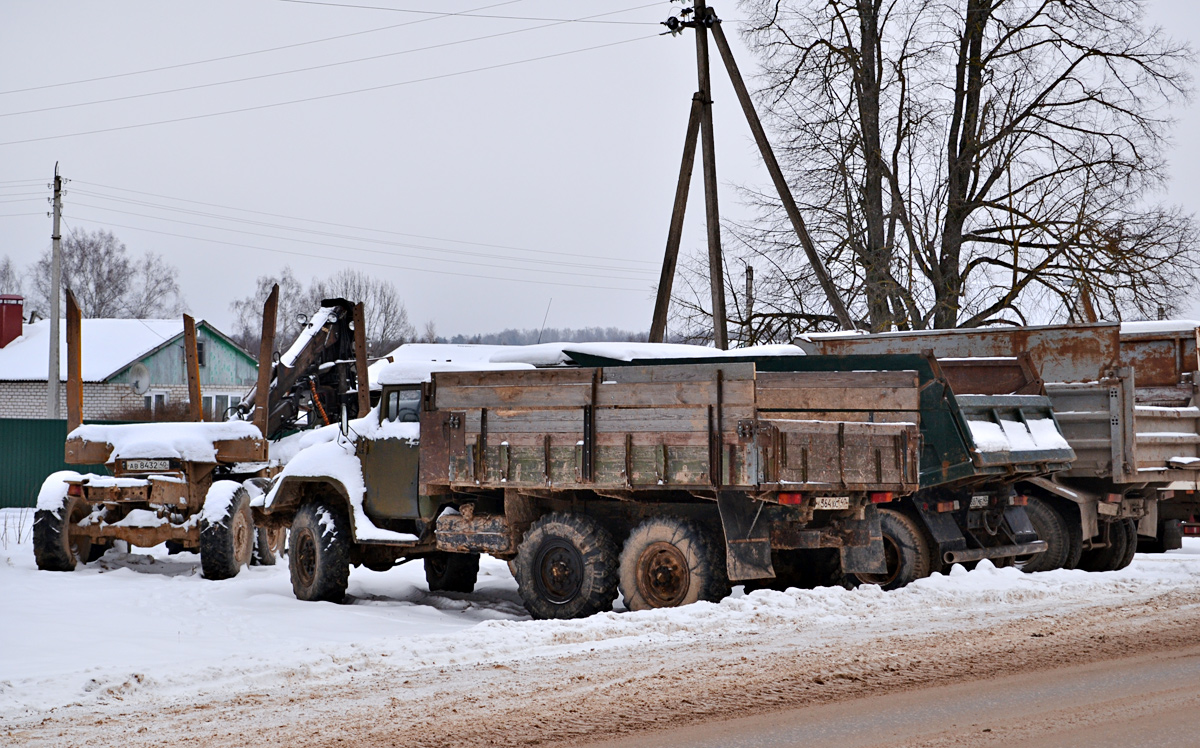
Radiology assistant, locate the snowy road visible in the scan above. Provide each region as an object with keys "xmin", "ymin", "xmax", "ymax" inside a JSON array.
[{"xmin": 2, "ymin": 507, "xmax": 1199, "ymax": 747}]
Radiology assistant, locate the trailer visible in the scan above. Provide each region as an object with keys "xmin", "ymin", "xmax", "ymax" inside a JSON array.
[
  {"xmin": 797, "ymin": 321, "xmax": 1200, "ymax": 570},
  {"xmin": 568, "ymin": 350, "xmax": 1073, "ymax": 588},
  {"xmin": 33, "ymin": 286, "xmax": 371, "ymax": 579},
  {"xmin": 258, "ymin": 359, "xmax": 924, "ymax": 618}
]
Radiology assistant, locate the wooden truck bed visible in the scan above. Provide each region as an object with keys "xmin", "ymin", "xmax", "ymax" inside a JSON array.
[{"xmin": 418, "ymin": 362, "xmax": 921, "ymax": 499}]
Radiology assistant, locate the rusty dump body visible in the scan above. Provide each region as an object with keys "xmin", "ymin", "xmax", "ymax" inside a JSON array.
[{"xmin": 797, "ymin": 322, "xmax": 1200, "ymax": 548}]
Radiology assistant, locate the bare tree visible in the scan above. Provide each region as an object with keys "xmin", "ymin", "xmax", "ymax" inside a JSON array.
[
  {"xmin": 228, "ymin": 266, "xmax": 308, "ymax": 353},
  {"xmin": 675, "ymin": 0, "xmax": 1197, "ymax": 338},
  {"xmin": 28, "ymin": 228, "xmax": 184, "ymax": 318},
  {"xmin": 421, "ymin": 320, "xmax": 438, "ymax": 344},
  {"xmin": 309, "ymin": 268, "xmax": 415, "ymax": 356},
  {"xmin": 0, "ymin": 256, "xmax": 21, "ymax": 296}
]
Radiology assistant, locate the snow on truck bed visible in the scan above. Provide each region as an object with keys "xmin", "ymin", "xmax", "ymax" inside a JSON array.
[
  {"xmin": 968, "ymin": 417, "xmax": 1071, "ymax": 453},
  {"xmin": 69, "ymin": 421, "xmax": 262, "ymax": 462}
]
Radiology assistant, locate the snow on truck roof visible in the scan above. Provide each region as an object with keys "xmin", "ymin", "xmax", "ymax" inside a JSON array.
[
  {"xmin": 0, "ymin": 318, "xmax": 183, "ymax": 382},
  {"xmin": 369, "ymin": 342, "xmax": 808, "ymax": 386},
  {"xmin": 69, "ymin": 421, "xmax": 262, "ymax": 462}
]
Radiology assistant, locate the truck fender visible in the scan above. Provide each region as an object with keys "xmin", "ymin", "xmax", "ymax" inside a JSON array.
[{"xmin": 262, "ymin": 475, "xmax": 359, "ymax": 539}]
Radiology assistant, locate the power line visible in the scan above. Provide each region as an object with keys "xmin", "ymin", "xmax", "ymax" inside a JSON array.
[
  {"xmin": 274, "ymin": 0, "xmax": 658, "ymax": 24},
  {"xmin": 66, "ymin": 214, "xmax": 649, "ymax": 293},
  {"xmin": 1, "ymin": 4, "xmax": 661, "ymax": 118},
  {"xmin": 0, "ymin": 0, "xmax": 526, "ymax": 96},
  {"xmin": 0, "ymin": 35, "xmax": 654, "ymax": 147},
  {"xmin": 0, "ymin": 212, "xmax": 42, "ymax": 218},
  {"xmin": 68, "ymin": 199, "xmax": 655, "ymax": 279},
  {"xmin": 70, "ymin": 185, "xmax": 657, "ymax": 269}
]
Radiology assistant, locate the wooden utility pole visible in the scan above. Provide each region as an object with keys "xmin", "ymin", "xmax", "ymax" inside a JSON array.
[
  {"xmin": 650, "ymin": 94, "xmax": 703, "ymax": 344},
  {"xmin": 744, "ymin": 264, "xmax": 754, "ymax": 343},
  {"xmin": 694, "ymin": 0, "xmax": 729, "ymax": 349},
  {"xmin": 47, "ymin": 164, "xmax": 63, "ymax": 418},
  {"xmin": 709, "ymin": 21, "xmax": 854, "ymax": 330}
]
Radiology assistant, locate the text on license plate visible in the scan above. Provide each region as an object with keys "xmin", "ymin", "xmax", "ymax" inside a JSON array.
[
  {"xmin": 812, "ymin": 496, "xmax": 851, "ymax": 510},
  {"xmin": 970, "ymin": 495, "xmax": 990, "ymax": 509},
  {"xmin": 125, "ymin": 459, "xmax": 169, "ymax": 472}
]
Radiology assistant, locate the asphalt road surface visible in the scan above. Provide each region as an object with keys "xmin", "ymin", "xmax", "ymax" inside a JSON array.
[{"xmin": 581, "ymin": 646, "xmax": 1200, "ymax": 748}]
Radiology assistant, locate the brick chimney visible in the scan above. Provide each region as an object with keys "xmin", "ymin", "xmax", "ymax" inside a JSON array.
[{"xmin": 0, "ymin": 295, "xmax": 23, "ymax": 348}]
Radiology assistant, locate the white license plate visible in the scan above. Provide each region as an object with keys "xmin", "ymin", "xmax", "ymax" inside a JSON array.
[
  {"xmin": 812, "ymin": 496, "xmax": 851, "ymax": 510},
  {"xmin": 125, "ymin": 459, "xmax": 169, "ymax": 472},
  {"xmin": 970, "ymin": 495, "xmax": 990, "ymax": 509}
]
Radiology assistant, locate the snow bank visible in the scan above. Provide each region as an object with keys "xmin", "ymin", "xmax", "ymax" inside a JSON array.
[
  {"xmin": 968, "ymin": 417, "xmax": 1070, "ymax": 453},
  {"xmin": 70, "ymin": 422, "xmax": 262, "ymax": 462}
]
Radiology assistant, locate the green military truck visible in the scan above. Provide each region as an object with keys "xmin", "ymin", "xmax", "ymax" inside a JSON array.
[{"xmin": 258, "ymin": 359, "xmax": 926, "ymax": 619}]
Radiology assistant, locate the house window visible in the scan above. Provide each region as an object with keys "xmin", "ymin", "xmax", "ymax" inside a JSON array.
[
  {"xmin": 144, "ymin": 391, "xmax": 169, "ymax": 415},
  {"xmin": 204, "ymin": 392, "xmax": 242, "ymax": 420},
  {"xmin": 196, "ymin": 340, "xmax": 206, "ymax": 367}
]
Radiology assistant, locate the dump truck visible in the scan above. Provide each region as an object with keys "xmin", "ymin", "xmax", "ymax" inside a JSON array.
[
  {"xmin": 256, "ymin": 358, "xmax": 926, "ymax": 618},
  {"xmin": 33, "ymin": 286, "xmax": 371, "ymax": 578},
  {"xmin": 568, "ymin": 349, "xmax": 1074, "ymax": 589},
  {"xmin": 797, "ymin": 321, "xmax": 1200, "ymax": 571}
]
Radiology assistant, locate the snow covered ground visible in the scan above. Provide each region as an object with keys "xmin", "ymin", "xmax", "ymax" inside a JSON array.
[{"xmin": 2, "ymin": 505, "xmax": 1199, "ymax": 746}]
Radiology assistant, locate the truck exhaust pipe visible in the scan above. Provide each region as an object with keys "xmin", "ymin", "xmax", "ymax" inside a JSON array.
[{"xmin": 943, "ymin": 540, "xmax": 1047, "ymax": 565}]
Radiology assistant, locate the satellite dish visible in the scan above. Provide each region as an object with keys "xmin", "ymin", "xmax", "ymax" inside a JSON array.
[{"xmin": 129, "ymin": 363, "xmax": 151, "ymax": 395}]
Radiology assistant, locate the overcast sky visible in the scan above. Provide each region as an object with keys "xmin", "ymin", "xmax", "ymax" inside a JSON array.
[{"xmin": 3, "ymin": 0, "xmax": 1199, "ymax": 338}]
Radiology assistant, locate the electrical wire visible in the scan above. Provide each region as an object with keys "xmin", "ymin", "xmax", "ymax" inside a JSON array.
[
  {"xmin": 0, "ymin": 212, "xmax": 42, "ymax": 218},
  {"xmin": 69, "ymin": 188, "xmax": 656, "ymax": 273},
  {"xmin": 72, "ymin": 179, "xmax": 656, "ymax": 265},
  {"xmin": 65, "ymin": 214, "xmax": 649, "ymax": 293},
  {"xmin": 0, "ymin": 34, "xmax": 654, "ymax": 147},
  {"xmin": 0, "ymin": 0, "xmax": 526, "ymax": 96},
  {"xmin": 274, "ymin": 0, "xmax": 659, "ymax": 24},
  {"xmin": 1, "ymin": 3, "xmax": 661, "ymax": 118}
]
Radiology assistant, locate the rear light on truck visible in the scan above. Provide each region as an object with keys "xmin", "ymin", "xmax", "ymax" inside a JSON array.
[
  {"xmin": 778, "ymin": 492, "xmax": 804, "ymax": 505},
  {"xmin": 869, "ymin": 492, "xmax": 894, "ymax": 503},
  {"xmin": 1011, "ymin": 495, "xmax": 1028, "ymax": 506},
  {"xmin": 1106, "ymin": 493, "xmax": 1122, "ymax": 504},
  {"xmin": 67, "ymin": 484, "xmax": 82, "ymax": 497},
  {"xmin": 935, "ymin": 501, "xmax": 960, "ymax": 513},
  {"xmin": 1183, "ymin": 523, "xmax": 1200, "ymax": 536}
]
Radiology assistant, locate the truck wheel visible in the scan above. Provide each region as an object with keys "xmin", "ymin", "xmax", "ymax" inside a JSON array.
[
  {"xmin": 425, "ymin": 552, "xmax": 480, "ymax": 593},
  {"xmin": 619, "ymin": 517, "xmax": 728, "ymax": 611},
  {"xmin": 1056, "ymin": 502, "xmax": 1084, "ymax": 570},
  {"xmin": 1079, "ymin": 519, "xmax": 1129, "ymax": 572},
  {"xmin": 1015, "ymin": 497, "xmax": 1069, "ymax": 573},
  {"xmin": 852, "ymin": 508, "xmax": 930, "ymax": 590},
  {"xmin": 251, "ymin": 527, "xmax": 278, "ymax": 566},
  {"xmin": 1115, "ymin": 519, "xmax": 1138, "ymax": 570},
  {"xmin": 33, "ymin": 494, "xmax": 93, "ymax": 572},
  {"xmin": 200, "ymin": 484, "xmax": 255, "ymax": 580},
  {"xmin": 514, "ymin": 512, "xmax": 618, "ymax": 620},
  {"xmin": 289, "ymin": 502, "xmax": 351, "ymax": 602}
]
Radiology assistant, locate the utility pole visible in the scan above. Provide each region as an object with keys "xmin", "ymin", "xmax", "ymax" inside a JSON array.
[
  {"xmin": 649, "ymin": 94, "xmax": 702, "ymax": 344},
  {"xmin": 47, "ymin": 164, "xmax": 63, "ymax": 419},
  {"xmin": 694, "ymin": 0, "xmax": 728, "ymax": 349},
  {"xmin": 745, "ymin": 264, "xmax": 754, "ymax": 344}
]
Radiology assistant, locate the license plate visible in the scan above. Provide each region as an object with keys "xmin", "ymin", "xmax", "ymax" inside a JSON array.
[
  {"xmin": 970, "ymin": 495, "xmax": 990, "ymax": 509},
  {"xmin": 125, "ymin": 459, "xmax": 169, "ymax": 472},
  {"xmin": 812, "ymin": 495, "xmax": 851, "ymax": 510}
]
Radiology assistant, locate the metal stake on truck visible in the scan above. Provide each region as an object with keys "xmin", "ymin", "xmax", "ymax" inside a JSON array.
[
  {"xmin": 569, "ymin": 350, "xmax": 1074, "ymax": 589},
  {"xmin": 797, "ymin": 321, "xmax": 1200, "ymax": 570},
  {"xmin": 32, "ymin": 286, "xmax": 370, "ymax": 578},
  {"xmin": 258, "ymin": 359, "xmax": 924, "ymax": 618}
]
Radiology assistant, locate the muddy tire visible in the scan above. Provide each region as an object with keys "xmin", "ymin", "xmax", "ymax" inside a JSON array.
[
  {"xmin": 1058, "ymin": 502, "xmax": 1084, "ymax": 570},
  {"xmin": 619, "ymin": 517, "xmax": 728, "ymax": 611},
  {"xmin": 251, "ymin": 527, "xmax": 278, "ymax": 566},
  {"xmin": 425, "ymin": 552, "xmax": 480, "ymax": 593},
  {"xmin": 33, "ymin": 494, "xmax": 93, "ymax": 572},
  {"xmin": 200, "ymin": 485, "xmax": 255, "ymax": 580},
  {"xmin": 1015, "ymin": 496, "xmax": 1069, "ymax": 573},
  {"xmin": 1079, "ymin": 519, "xmax": 1129, "ymax": 572},
  {"xmin": 514, "ymin": 512, "xmax": 618, "ymax": 620},
  {"xmin": 852, "ymin": 508, "xmax": 930, "ymax": 590},
  {"xmin": 289, "ymin": 502, "xmax": 351, "ymax": 602},
  {"xmin": 1115, "ymin": 519, "xmax": 1138, "ymax": 570}
]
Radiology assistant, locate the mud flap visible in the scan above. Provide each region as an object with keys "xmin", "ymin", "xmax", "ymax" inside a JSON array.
[
  {"xmin": 839, "ymin": 505, "xmax": 886, "ymax": 575},
  {"xmin": 912, "ymin": 500, "xmax": 968, "ymax": 559},
  {"xmin": 1003, "ymin": 506, "xmax": 1038, "ymax": 544},
  {"xmin": 716, "ymin": 491, "xmax": 774, "ymax": 581}
]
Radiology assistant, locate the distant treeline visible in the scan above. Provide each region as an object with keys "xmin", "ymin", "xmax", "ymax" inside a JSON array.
[{"xmin": 443, "ymin": 327, "xmax": 659, "ymax": 346}]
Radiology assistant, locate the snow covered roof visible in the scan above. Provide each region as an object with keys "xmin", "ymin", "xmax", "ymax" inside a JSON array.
[
  {"xmin": 368, "ymin": 342, "xmax": 809, "ymax": 387},
  {"xmin": 1119, "ymin": 320, "xmax": 1200, "ymax": 335},
  {"xmin": 0, "ymin": 318, "xmax": 185, "ymax": 382}
]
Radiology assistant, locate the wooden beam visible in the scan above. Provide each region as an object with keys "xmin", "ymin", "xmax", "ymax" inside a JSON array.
[
  {"xmin": 353, "ymin": 302, "xmax": 371, "ymax": 417},
  {"xmin": 65, "ymin": 288, "xmax": 83, "ymax": 433},
  {"xmin": 650, "ymin": 93, "xmax": 703, "ymax": 344},
  {"xmin": 253, "ymin": 284, "xmax": 279, "ymax": 444},
  {"xmin": 183, "ymin": 314, "xmax": 203, "ymax": 422}
]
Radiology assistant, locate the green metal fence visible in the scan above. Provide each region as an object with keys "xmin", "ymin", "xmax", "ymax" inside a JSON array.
[{"xmin": 0, "ymin": 419, "xmax": 113, "ymax": 508}]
